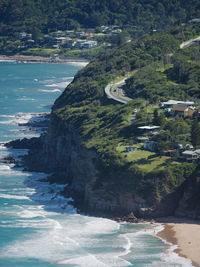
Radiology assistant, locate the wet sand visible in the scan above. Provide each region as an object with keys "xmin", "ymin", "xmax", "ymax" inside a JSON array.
[{"xmin": 156, "ymin": 217, "xmax": 200, "ymax": 267}]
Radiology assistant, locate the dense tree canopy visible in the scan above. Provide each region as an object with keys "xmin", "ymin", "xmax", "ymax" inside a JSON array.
[{"xmin": 0, "ymin": 0, "xmax": 200, "ymax": 36}]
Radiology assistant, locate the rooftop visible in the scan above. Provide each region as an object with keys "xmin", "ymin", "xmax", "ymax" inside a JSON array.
[
  {"xmin": 138, "ymin": 125, "xmax": 160, "ymax": 130},
  {"xmin": 161, "ymin": 100, "xmax": 195, "ymax": 106}
]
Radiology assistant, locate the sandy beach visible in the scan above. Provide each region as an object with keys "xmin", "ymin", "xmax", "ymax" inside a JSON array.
[
  {"xmin": 156, "ymin": 217, "xmax": 200, "ymax": 267},
  {"xmin": 0, "ymin": 54, "xmax": 89, "ymax": 64}
]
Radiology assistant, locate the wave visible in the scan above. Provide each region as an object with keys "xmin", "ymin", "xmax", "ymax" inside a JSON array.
[
  {"xmin": 0, "ymin": 112, "xmax": 49, "ymax": 126},
  {"xmin": 17, "ymin": 97, "xmax": 35, "ymax": 101},
  {"xmin": 0, "ymin": 165, "xmax": 12, "ymax": 171},
  {"xmin": 45, "ymin": 81, "xmax": 70, "ymax": 88},
  {"xmin": 38, "ymin": 89, "xmax": 61, "ymax": 93},
  {"xmin": 0, "ymin": 193, "xmax": 29, "ymax": 200},
  {"xmin": 67, "ymin": 61, "xmax": 89, "ymax": 67},
  {"xmin": 61, "ymin": 76, "xmax": 74, "ymax": 81},
  {"xmin": 0, "ymin": 115, "xmax": 15, "ymax": 118}
]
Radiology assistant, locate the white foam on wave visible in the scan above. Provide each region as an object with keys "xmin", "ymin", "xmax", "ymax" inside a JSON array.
[
  {"xmin": 45, "ymin": 83, "xmax": 59, "ymax": 87},
  {"xmin": 0, "ymin": 165, "xmax": 12, "ymax": 171},
  {"xmin": 82, "ymin": 217, "xmax": 120, "ymax": 235},
  {"xmin": 57, "ymin": 255, "xmax": 110, "ymax": 267},
  {"xmin": 45, "ymin": 81, "xmax": 70, "ymax": 88},
  {"xmin": 0, "ymin": 115, "xmax": 15, "ymax": 118},
  {"xmin": 154, "ymin": 225, "xmax": 194, "ymax": 267},
  {"xmin": 38, "ymin": 88, "xmax": 61, "ymax": 93},
  {"xmin": 61, "ymin": 76, "xmax": 74, "ymax": 81},
  {"xmin": 0, "ymin": 142, "xmax": 7, "ymax": 149},
  {"xmin": 119, "ymin": 234, "xmax": 132, "ymax": 257},
  {"xmin": 67, "ymin": 61, "xmax": 89, "ymax": 67},
  {"xmin": 17, "ymin": 97, "xmax": 35, "ymax": 101},
  {"xmin": 0, "ymin": 193, "xmax": 29, "ymax": 200},
  {"xmin": 0, "ymin": 214, "xmax": 132, "ymax": 267},
  {"xmin": 158, "ymin": 247, "xmax": 194, "ymax": 267},
  {"xmin": 0, "ymin": 112, "xmax": 48, "ymax": 126}
]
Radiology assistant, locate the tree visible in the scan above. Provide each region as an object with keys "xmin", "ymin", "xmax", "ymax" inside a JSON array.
[
  {"xmin": 191, "ymin": 118, "xmax": 200, "ymax": 148},
  {"xmin": 153, "ymin": 109, "xmax": 166, "ymax": 126}
]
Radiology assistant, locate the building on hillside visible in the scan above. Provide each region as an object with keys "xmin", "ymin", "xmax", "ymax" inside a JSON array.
[
  {"xmin": 138, "ymin": 125, "xmax": 160, "ymax": 135},
  {"xmin": 170, "ymin": 106, "xmax": 195, "ymax": 117},
  {"xmin": 55, "ymin": 37, "xmax": 68, "ymax": 45},
  {"xmin": 81, "ymin": 41, "xmax": 97, "ymax": 49},
  {"xmin": 143, "ymin": 141, "xmax": 157, "ymax": 152},
  {"xmin": 160, "ymin": 100, "xmax": 195, "ymax": 109},
  {"xmin": 182, "ymin": 150, "xmax": 200, "ymax": 162},
  {"xmin": 185, "ymin": 144, "xmax": 194, "ymax": 150},
  {"xmin": 19, "ymin": 32, "xmax": 32, "ymax": 40},
  {"xmin": 125, "ymin": 147, "xmax": 137, "ymax": 152}
]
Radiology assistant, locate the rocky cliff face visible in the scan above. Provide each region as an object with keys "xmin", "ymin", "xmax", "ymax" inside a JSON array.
[{"xmin": 21, "ymin": 113, "xmax": 184, "ymax": 218}]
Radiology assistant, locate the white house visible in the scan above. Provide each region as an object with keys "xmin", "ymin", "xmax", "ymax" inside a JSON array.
[{"xmin": 160, "ymin": 100, "xmax": 195, "ymax": 109}]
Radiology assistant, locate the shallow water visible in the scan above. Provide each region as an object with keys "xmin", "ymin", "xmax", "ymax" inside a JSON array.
[{"xmin": 0, "ymin": 61, "xmax": 193, "ymax": 266}]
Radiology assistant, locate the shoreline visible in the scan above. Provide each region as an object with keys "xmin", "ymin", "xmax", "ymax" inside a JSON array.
[
  {"xmin": 156, "ymin": 216, "xmax": 200, "ymax": 267},
  {"xmin": 0, "ymin": 54, "xmax": 89, "ymax": 64}
]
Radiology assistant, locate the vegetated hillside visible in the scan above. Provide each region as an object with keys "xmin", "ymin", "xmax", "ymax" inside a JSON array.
[
  {"xmin": 0, "ymin": 0, "xmax": 200, "ymax": 36},
  {"xmin": 125, "ymin": 47, "xmax": 200, "ymax": 102},
  {"xmin": 50, "ymin": 30, "xmax": 200, "ymax": 218},
  {"xmin": 54, "ymin": 32, "xmax": 179, "ymax": 108}
]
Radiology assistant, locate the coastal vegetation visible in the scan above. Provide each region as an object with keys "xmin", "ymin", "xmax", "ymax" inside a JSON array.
[
  {"xmin": 0, "ymin": 0, "xmax": 200, "ymax": 58},
  {"xmin": 50, "ymin": 27, "xmax": 200, "ymax": 212},
  {"xmin": 0, "ymin": 0, "xmax": 200, "ymax": 35},
  {"xmin": 3, "ymin": 0, "xmax": 200, "ymax": 217}
]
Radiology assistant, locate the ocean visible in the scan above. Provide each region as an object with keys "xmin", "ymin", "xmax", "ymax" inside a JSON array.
[{"xmin": 0, "ymin": 61, "xmax": 193, "ymax": 267}]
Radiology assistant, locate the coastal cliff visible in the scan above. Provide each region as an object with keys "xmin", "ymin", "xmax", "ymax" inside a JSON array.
[
  {"xmin": 10, "ymin": 30, "xmax": 200, "ymax": 220},
  {"xmin": 22, "ymin": 113, "xmax": 183, "ymax": 218}
]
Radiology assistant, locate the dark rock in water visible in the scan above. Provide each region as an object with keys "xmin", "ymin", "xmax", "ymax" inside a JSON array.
[
  {"xmin": 0, "ymin": 156, "xmax": 15, "ymax": 164},
  {"xmin": 6, "ymin": 137, "xmax": 43, "ymax": 149}
]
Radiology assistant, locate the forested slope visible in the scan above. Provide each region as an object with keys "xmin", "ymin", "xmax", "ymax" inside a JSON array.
[
  {"xmin": 45, "ymin": 29, "xmax": 200, "ymax": 218},
  {"xmin": 0, "ymin": 0, "xmax": 200, "ymax": 36}
]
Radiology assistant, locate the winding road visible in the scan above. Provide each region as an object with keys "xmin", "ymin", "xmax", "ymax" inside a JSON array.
[
  {"xmin": 105, "ymin": 36, "xmax": 200, "ymax": 104},
  {"xmin": 180, "ymin": 36, "xmax": 200, "ymax": 49},
  {"xmin": 105, "ymin": 76, "xmax": 133, "ymax": 104}
]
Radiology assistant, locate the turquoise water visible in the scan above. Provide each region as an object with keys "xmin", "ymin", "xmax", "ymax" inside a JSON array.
[{"xmin": 0, "ymin": 61, "xmax": 193, "ymax": 267}]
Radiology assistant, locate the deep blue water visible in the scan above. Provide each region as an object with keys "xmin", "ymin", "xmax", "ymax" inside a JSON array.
[{"xmin": 0, "ymin": 61, "xmax": 193, "ymax": 267}]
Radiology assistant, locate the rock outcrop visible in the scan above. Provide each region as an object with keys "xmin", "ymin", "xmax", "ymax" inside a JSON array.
[{"xmin": 15, "ymin": 113, "xmax": 185, "ymax": 219}]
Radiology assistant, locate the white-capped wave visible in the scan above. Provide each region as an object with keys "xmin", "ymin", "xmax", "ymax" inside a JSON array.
[
  {"xmin": 67, "ymin": 61, "xmax": 89, "ymax": 67},
  {"xmin": 45, "ymin": 81, "xmax": 70, "ymax": 88},
  {"xmin": 0, "ymin": 115, "xmax": 15, "ymax": 118},
  {"xmin": 0, "ymin": 193, "xmax": 29, "ymax": 200},
  {"xmin": 61, "ymin": 76, "xmax": 74, "ymax": 81},
  {"xmin": 38, "ymin": 89, "xmax": 61, "ymax": 93},
  {"xmin": 82, "ymin": 218, "xmax": 120, "ymax": 235},
  {"xmin": 57, "ymin": 255, "xmax": 110, "ymax": 267},
  {"xmin": 17, "ymin": 97, "xmax": 35, "ymax": 101},
  {"xmin": 0, "ymin": 165, "xmax": 12, "ymax": 171},
  {"xmin": 0, "ymin": 142, "xmax": 7, "ymax": 149},
  {"xmin": 0, "ymin": 112, "xmax": 48, "ymax": 126},
  {"xmin": 45, "ymin": 83, "xmax": 59, "ymax": 87}
]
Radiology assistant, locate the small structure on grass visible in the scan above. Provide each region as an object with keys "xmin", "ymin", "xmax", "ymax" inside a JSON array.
[{"xmin": 125, "ymin": 146, "xmax": 138, "ymax": 152}]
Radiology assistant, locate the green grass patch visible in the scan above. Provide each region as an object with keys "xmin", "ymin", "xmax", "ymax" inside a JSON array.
[
  {"xmin": 116, "ymin": 144, "xmax": 170, "ymax": 172},
  {"xmin": 137, "ymin": 155, "xmax": 170, "ymax": 172}
]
